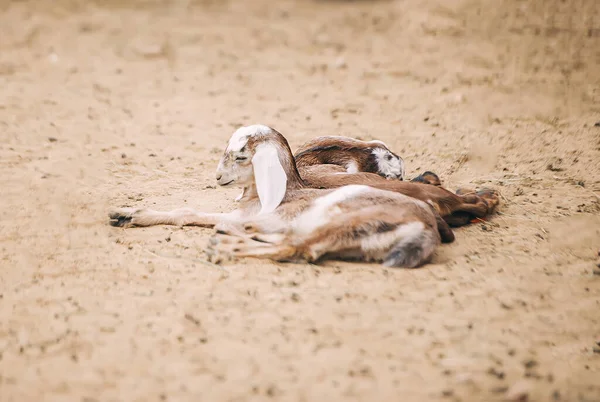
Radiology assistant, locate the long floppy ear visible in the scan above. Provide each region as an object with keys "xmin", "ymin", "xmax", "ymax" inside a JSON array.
[{"xmin": 252, "ymin": 143, "xmax": 287, "ymax": 214}]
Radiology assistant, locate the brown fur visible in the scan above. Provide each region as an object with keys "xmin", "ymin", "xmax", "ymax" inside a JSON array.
[
  {"xmin": 298, "ymin": 165, "xmax": 498, "ymax": 227},
  {"xmin": 295, "ymin": 136, "xmax": 401, "ymax": 178}
]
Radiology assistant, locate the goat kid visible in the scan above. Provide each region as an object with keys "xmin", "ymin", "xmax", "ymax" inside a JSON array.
[
  {"xmin": 294, "ymin": 136, "xmax": 444, "ymax": 187},
  {"xmin": 109, "ymin": 125, "xmax": 446, "ymax": 268},
  {"xmin": 295, "ymin": 136, "xmax": 405, "ymax": 179}
]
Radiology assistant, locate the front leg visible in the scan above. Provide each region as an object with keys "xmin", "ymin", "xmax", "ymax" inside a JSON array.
[{"xmin": 109, "ymin": 207, "xmax": 240, "ymax": 228}]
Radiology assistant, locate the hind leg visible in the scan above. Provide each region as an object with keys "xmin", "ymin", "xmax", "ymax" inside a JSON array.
[
  {"xmin": 296, "ymin": 218, "xmax": 439, "ymax": 268},
  {"xmin": 444, "ymin": 188, "xmax": 500, "ymax": 226},
  {"xmin": 383, "ymin": 223, "xmax": 439, "ymax": 268}
]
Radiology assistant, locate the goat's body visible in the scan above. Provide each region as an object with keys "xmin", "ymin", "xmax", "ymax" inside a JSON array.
[
  {"xmin": 110, "ymin": 185, "xmax": 441, "ymax": 268},
  {"xmin": 210, "ymin": 185, "xmax": 440, "ymax": 267}
]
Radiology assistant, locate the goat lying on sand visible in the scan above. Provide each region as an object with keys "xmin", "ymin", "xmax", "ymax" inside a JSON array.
[
  {"xmin": 110, "ymin": 125, "xmax": 457, "ymax": 268},
  {"xmin": 294, "ymin": 136, "xmax": 444, "ymax": 187},
  {"xmin": 295, "ymin": 136, "xmax": 406, "ymax": 180}
]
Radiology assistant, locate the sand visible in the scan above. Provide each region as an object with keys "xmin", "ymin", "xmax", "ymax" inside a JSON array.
[{"xmin": 1, "ymin": 0, "xmax": 599, "ymax": 401}]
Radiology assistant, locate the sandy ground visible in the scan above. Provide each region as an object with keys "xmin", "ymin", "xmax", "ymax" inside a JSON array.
[{"xmin": 1, "ymin": 0, "xmax": 600, "ymax": 401}]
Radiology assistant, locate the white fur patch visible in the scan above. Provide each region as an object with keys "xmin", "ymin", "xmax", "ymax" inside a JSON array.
[
  {"xmin": 360, "ymin": 221, "xmax": 424, "ymax": 253},
  {"xmin": 227, "ymin": 124, "xmax": 272, "ymax": 152},
  {"xmin": 346, "ymin": 161, "xmax": 359, "ymax": 174},
  {"xmin": 292, "ymin": 185, "xmax": 370, "ymax": 236},
  {"xmin": 368, "ymin": 139, "xmax": 388, "ymax": 148},
  {"xmin": 372, "ymin": 148, "xmax": 405, "ymax": 179}
]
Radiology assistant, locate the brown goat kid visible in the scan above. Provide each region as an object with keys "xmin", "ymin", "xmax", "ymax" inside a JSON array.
[{"xmin": 294, "ymin": 136, "xmax": 406, "ymax": 180}]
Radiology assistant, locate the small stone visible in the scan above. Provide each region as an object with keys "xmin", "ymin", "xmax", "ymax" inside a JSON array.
[
  {"xmin": 487, "ymin": 367, "xmax": 506, "ymax": 380},
  {"xmin": 523, "ymin": 359, "xmax": 538, "ymax": 369},
  {"xmin": 546, "ymin": 157, "xmax": 564, "ymax": 172},
  {"xmin": 48, "ymin": 137, "xmax": 58, "ymax": 142},
  {"xmin": 441, "ymin": 389, "xmax": 454, "ymax": 398},
  {"xmin": 594, "ymin": 121, "xmax": 600, "ymax": 127},
  {"xmin": 121, "ymin": 153, "xmax": 127, "ymax": 158}
]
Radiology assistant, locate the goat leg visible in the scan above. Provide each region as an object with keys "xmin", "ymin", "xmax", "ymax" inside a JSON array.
[{"xmin": 109, "ymin": 207, "xmax": 239, "ymax": 228}]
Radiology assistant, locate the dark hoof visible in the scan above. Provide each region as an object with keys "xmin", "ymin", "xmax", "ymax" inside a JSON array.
[
  {"xmin": 476, "ymin": 188, "xmax": 500, "ymax": 209},
  {"xmin": 109, "ymin": 216, "xmax": 132, "ymax": 227},
  {"xmin": 109, "ymin": 212, "xmax": 133, "ymax": 227},
  {"xmin": 411, "ymin": 171, "xmax": 441, "ymax": 186},
  {"xmin": 108, "ymin": 208, "xmax": 138, "ymax": 228},
  {"xmin": 444, "ymin": 212, "xmax": 474, "ymax": 227}
]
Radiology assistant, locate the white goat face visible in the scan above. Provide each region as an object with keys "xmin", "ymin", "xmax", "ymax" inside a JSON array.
[
  {"xmin": 215, "ymin": 125, "xmax": 288, "ymax": 214},
  {"xmin": 372, "ymin": 148, "xmax": 405, "ymax": 180},
  {"xmin": 215, "ymin": 125, "xmax": 264, "ymax": 187},
  {"xmin": 215, "ymin": 146, "xmax": 254, "ymax": 187}
]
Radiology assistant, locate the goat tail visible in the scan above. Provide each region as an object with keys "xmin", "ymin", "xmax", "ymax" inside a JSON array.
[{"xmin": 383, "ymin": 223, "xmax": 439, "ymax": 268}]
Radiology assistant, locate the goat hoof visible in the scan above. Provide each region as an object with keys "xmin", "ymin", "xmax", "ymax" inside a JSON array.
[
  {"xmin": 108, "ymin": 208, "xmax": 137, "ymax": 227},
  {"xmin": 411, "ymin": 171, "xmax": 441, "ymax": 186},
  {"xmin": 444, "ymin": 212, "xmax": 474, "ymax": 227},
  {"xmin": 476, "ymin": 188, "xmax": 500, "ymax": 210}
]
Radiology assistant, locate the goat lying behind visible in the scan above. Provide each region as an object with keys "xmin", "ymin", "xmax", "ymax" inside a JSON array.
[
  {"xmin": 110, "ymin": 125, "xmax": 445, "ymax": 268},
  {"xmin": 294, "ymin": 136, "xmax": 405, "ymax": 180},
  {"xmin": 294, "ymin": 136, "xmax": 442, "ymax": 186}
]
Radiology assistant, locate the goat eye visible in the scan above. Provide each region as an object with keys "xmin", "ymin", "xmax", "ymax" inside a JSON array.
[
  {"xmin": 235, "ymin": 156, "xmax": 247, "ymax": 162},
  {"xmin": 386, "ymin": 155, "xmax": 393, "ymax": 161}
]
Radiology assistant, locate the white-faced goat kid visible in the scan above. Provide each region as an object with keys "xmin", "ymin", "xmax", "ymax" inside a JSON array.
[
  {"xmin": 294, "ymin": 136, "xmax": 405, "ymax": 180},
  {"xmin": 109, "ymin": 125, "xmax": 442, "ymax": 268}
]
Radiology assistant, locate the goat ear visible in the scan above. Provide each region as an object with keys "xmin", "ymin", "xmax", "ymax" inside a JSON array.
[{"xmin": 252, "ymin": 143, "xmax": 287, "ymax": 214}]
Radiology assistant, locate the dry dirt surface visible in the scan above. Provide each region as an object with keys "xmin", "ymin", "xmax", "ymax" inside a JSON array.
[{"xmin": 1, "ymin": 0, "xmax": 600, "ymax": 401}]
